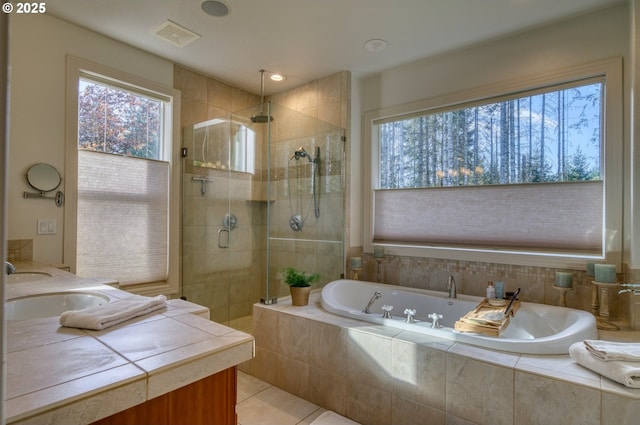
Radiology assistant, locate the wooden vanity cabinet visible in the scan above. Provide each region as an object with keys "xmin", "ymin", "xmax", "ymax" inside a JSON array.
[{"xmin": 90, "ymin": 367, "xmax": 237, "ymax": 425}]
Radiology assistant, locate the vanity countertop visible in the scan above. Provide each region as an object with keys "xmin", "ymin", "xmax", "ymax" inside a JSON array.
[{"xmin": 5, "ymin": 261, "xmax": 254, "ymax": 425}]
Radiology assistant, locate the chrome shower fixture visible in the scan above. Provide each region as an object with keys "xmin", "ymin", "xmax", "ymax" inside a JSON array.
[
  {"xmin": 291, "ymin": 146, "xmax": 316, "ymax": 163},
  {"xmin": 287, "ymin": 146, "xmax": 321, "ymax": 231},
  {"xmin": 251, "ymin": 69, "xmax": 273, "ymax": 123}
]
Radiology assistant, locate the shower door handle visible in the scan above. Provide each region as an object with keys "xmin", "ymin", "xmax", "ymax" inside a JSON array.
[{"xmin": 218, "ymin": 228, "xmax": 230, "ymax": 249}]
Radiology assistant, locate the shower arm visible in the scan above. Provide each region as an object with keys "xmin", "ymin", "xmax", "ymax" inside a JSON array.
[{"xmin": 259, "ymin": 69, "xmax": 265, "ymax": 114}]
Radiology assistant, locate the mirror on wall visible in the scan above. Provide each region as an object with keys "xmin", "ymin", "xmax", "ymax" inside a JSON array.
[{"xmin": 23, "ymin": 163, "xmax": 64, "ymax": 206}]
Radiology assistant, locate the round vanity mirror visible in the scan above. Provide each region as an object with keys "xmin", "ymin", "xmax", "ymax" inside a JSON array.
[{"xmin": 26, "ymin": 163, "xmax": 61, "ymax": 192}]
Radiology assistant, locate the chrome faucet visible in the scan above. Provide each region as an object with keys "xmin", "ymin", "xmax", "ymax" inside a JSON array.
[
  {"xmin": 362, "ymin": 291, "xmax": 382, "ymax": 314},
  {"xmin": 5, "ymin": 261, "xmax": 16, "ymax": 275},
  {"xmin": 447, "ymin": 275, "xmax": 457, "ymax": 298}
]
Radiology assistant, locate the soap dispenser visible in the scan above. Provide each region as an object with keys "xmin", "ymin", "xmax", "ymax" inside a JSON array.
[{"xmin": 486, "ymin": 281, "xmax": 496, "ymax": 299}]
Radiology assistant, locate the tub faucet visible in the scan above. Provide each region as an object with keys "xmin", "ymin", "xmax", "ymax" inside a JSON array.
[
  {"xmin": 5, "ymin": 261, "xmax": 16, "ymax": 275},
  {"xmin": 362, "ymin": 291, "xmax": 382, "ymax": 314},
  {"xmin": 447, "ymin": 275, "xmax": 457, "ymax": 298}
]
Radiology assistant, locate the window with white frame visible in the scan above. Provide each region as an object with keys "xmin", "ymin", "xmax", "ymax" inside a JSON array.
[
  {"xmin": 65, "ymin": 57, "xmax": 180, "ymax": 294},
  {"xmin": 364, "ymin": 58, "xmax": 623, "ymax": 268}
]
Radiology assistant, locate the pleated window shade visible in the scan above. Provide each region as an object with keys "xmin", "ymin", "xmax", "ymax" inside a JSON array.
[
  {"xmin": 76, "ymin": 149, "xmax": 169, "ymax": 285},
  {"xmin": 373, "ymin": 180, "xmax": 603, "ymax": 253}
]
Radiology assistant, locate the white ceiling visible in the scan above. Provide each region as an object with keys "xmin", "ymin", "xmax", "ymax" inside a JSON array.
[{"xmin": 45, "ymin": 0, "xmax": 624, "ymax": 95}]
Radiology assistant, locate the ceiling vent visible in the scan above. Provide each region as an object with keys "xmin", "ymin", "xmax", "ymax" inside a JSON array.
[{"xmin": 151, "ymin": 20, "xmax": 201, "ymax": 47}]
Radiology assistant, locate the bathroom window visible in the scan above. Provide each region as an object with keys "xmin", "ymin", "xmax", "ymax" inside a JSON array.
[
  {"xmin": 378, "ymin": 80, "xmax": 602, "ymax": 189},
  {"xmin": 65, "ymin": 56, "xmax": 181, "ymax": 294},
  {"xmin": 364, "ymin": 58, "xmax": 623, "ymax": 268},
  {"xmin": 78, "ymin": 77, "xmax": 164, "ymax": 160}
]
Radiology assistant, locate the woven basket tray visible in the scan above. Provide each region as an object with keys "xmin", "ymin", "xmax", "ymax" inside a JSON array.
[{"xmin": 454, "ymin": 298, "xmax": 520, "ymax": 336}]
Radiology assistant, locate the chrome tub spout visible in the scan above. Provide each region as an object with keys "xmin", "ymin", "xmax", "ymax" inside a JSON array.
[
  {"xmin": 362, "ymin": 291, "xmax": 382, "ymax": 314},
  {"xmin": 5, "ymin": 261, "xmax": 16, "ymax": 275},
  {"xmin": 447, "ymin": 275, "xmax": 457, "ymax": 298}
]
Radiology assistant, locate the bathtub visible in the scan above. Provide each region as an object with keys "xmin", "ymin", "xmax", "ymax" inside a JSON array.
[{"xmin": 320, "ymin": 279, "xmax": 597, "ymax": 355}]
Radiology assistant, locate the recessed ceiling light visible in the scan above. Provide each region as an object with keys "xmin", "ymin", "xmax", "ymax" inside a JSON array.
[
  {"xmin": 201, "ymin": 1, "xmax": 229, "ymax": 17},
  {"xmin": 364, "ymin": 38, "xmax": 388, "ymax": 52},
  {"xmin": 270, "ymin": 73, "xmax": 285, "ymax": 82}
]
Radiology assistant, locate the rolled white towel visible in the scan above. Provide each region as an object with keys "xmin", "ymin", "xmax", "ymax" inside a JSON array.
[
  {"xmin": 59, "ymin": 295, "xmax": 167, "ymax": 330},
  {"xmin": 583, "ymin": 340, "xmax": 640, "ymax": 361},
  {"xmin": 570, "ymin": 341, "xmax": 640, "ymax": 388}
]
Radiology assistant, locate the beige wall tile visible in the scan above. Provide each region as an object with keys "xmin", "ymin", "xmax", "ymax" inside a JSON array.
[
  {"xmin": 346, "ymin": 380, "xmax": 392, "ymax": 425},
  {"xmin": 309, "ymin": 366, "xmax": 347, "ymax": 415},
  {"xmin": 392, "ymin": 338, "xmax": 446, "ymax": 411},
  {"xmin": 178, "ymin": 68, "xmax": 207, "ymax": 103},
  {"xmin": 515, "ymin": 371, "xmax": 600, "ymax": 425},
  {"xmin": 206, "ymin": 78, "xmax": 232, "ymax": 110},
  {"xmin": 446, "ymin": 353, "xmax": 514, "ymax": 425},
  {"xmin": 391, "ymin": 394, "xmax": 446, "ymax": 425},
  {"xmin": 276, "ymin": 352, "xmax": 310, "ymax": 400},
  {"xmin": 277, "ymin": 313, "xmax": 310, "ymax": 362},
  {"xmin": 253, "ymin": 305, "xmax": 279, "ymax": 352},
  {"xmin": 309, "ymin": 320, "xmax": 348, "ymax": 375},
  {"xmin": 347, "ymin": 328, "xmax": 394, "ymax": 389},
  {"xmin": 602, "ymin": 391, "xmax": 640, "ymax": 425}
]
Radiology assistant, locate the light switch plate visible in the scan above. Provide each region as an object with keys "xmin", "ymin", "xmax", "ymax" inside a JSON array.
[{"xmin": 37, "ymin": 218, "xmax": 56, "ymax": 235}]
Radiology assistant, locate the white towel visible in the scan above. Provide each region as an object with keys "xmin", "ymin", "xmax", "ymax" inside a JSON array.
[
  {"xmin": 569, "ymin": 342, "xmax": 640, "ymax": 388},
  {"xmin": 59, "ymin": 295, "xmax": 167, "ymax": 330},
  {"xmin": 583, "ymin": 340, "xmax": 640, "ymax": 361}
]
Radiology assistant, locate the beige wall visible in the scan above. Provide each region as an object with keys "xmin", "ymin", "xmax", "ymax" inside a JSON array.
[{"xmin": 7, "ymin": 14, "xmax": 174, "ymax": 265}]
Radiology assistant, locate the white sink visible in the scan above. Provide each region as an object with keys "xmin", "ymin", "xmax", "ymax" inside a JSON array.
[
  {"xmin": 7, "ymin": 272, "xmax": 52, "ymax": 283},
  {"xmin": 5, "ymin": 292, "xmax": 110, "ymax": 321}
]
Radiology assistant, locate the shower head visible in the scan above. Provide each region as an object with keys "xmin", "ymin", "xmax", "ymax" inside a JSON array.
[
  {"xmin": 250, "ymin": 114, "xmax": 273, "ymax": 123},
  {"xmin": 251, "ymin": 69, "xmax": 273, "ymax": 124}
]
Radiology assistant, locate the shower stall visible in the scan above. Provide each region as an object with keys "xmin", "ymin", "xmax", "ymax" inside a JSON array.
[{"xmin": 181, "ymin": 102, "xmax": 346, "ymax": 330}]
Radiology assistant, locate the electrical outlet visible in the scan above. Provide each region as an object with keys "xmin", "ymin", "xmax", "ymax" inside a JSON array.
[{"xmin": 37, "ymin": 218, "xmax": 56, "ymax": 235}]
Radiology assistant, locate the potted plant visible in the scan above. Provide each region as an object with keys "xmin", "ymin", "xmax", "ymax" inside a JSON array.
[{"xmin": 282, "ymin": 267, "xmax": 320, "ymax": 306}]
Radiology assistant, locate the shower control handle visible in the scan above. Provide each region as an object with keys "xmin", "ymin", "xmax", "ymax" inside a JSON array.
[{"xmin": 218, "ymin": 228, "xmax": 230, "ymax": 249}]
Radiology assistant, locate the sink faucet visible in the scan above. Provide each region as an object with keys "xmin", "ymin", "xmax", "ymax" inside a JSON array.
[
  {"xmin": 447, "ymin": 275, "xmax": 457, "ymax": 298},
  {"xmin": 5, "ymin": 261, "xmax": 16, "ymax": 275},
  {"xmin": 362, "ymin": 291, "xmax": 382, "ymax": 314}
]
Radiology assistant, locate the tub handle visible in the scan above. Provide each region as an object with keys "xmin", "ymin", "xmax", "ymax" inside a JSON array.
[
  {"xmin": 428, "ymin": 313, "xmax": 443, "ymax": 328},
  {"xmin": 381, "ymin": 305, "xmax": 393, "ymax": 319},
  {"xmin": 404, "ymin": 308, "xmax": 416, "ymax": 323}
]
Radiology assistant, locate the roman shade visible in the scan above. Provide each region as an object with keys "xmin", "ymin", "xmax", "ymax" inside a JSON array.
[
  {"xmin": 76, "ymin": 149, "xmax": 169, "ymax": 285},
  {"xmin": 373, "ymin": 180, "xmax": 603, "ymax": 253}
]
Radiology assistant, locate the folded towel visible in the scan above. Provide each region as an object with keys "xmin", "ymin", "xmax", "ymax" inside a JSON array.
[
  {"xmin": 59, "ymin": 295, "xmax": 167, "ymax": 330},
  {"xmin": 583, "ymin": 340, "xmax": 640, "ymax": 361},
  {"xmin": 569, "ymin": 342, "xmax": 640, "ymax": 388}
]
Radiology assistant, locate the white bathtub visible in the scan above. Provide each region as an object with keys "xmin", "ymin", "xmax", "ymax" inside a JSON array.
[{"xmin": 320, "ymin": 279, "xmax": 597, "ymax": 355}]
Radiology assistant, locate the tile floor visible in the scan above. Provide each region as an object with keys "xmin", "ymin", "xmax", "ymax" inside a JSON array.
[
  {"xmin": 231, "ymin": 315, "xmax": 329, "ymax": 425},
  {"xmin": 237, "ymin": 371, "xmax": 328, "ymax": 425}
]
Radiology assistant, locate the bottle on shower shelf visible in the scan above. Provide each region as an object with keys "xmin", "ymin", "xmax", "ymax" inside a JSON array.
[{"xmin": 486, "ymin": 281, "xmax": 496, "ymax": 299}]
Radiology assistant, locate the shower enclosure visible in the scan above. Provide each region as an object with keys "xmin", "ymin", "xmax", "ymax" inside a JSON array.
[{"xmin": 181, "ymin": 102, "xmax": 345, "ymax": 329}]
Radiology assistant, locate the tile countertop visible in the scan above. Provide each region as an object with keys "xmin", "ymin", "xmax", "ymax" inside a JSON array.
[{"xmin": 5, "ymin": 261, "xmax": 255, "ymax": 425}]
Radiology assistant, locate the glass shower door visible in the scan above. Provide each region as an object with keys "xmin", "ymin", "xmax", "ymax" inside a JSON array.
[
  {"xmin": 181, "ymin": 101, "xmax": 346, "ymax": 331},
  {"xmin": 181, "ymin": 117, "xmax": 258, "ymax": 330}
]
